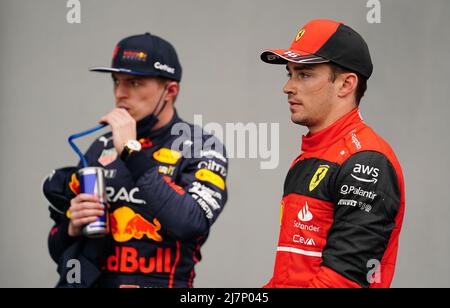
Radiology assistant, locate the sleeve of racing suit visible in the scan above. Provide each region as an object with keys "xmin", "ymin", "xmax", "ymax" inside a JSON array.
[
  {"xmin": 45, "ymin": 168, "xmax": 78, "ymax": 263},
  {"xmin": 307, "ymin": 151, "xmax": 401, "ymax": 288},
  {"xmin": 48, "ymin": 219, "xmax": 75, "ymax": 263},
  {"xmin": 124, "ymin": 147, "xmax": 228, "ymax": 240},
  {"xmin": 46, "ymin": 141, "xmax": 103, "ymax": 262}
]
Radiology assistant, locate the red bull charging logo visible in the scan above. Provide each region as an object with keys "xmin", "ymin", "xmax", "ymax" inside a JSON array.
[
  {"xmin": 122, "ymin": 50, "xmax": 148, "ymax": 62},
  {"xmin": 110, "ymin": 207, "xmax": 163, "ymax": 243},
  {"xmin": 69, "ymin": 173, "xmax": 80, "ymax": 195},
  {"xmin": 139, "ymin": 138, "xmax": 153, "ymax": 149}
]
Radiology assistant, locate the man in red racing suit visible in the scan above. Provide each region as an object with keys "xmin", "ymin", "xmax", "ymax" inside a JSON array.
[{"xmin": 260, "ymin": 19, "xmax": 405, "ymax": 288}]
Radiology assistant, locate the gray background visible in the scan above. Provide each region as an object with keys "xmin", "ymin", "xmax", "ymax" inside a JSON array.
[{"xmin": 1, "ymin": 0, "xmax": 449, "ymax": 288}]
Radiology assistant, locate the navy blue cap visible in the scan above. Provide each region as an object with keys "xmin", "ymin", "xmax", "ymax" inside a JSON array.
[{"xmin": 90, "ymin": 33, "xmax": 182, "ymax": 82}]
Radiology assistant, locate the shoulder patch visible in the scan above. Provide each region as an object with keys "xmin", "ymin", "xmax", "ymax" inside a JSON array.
[
  {"xmin": 345, "ymin": 129, "xmax": 364, "ymax": 154},
  {"xmin": 309, "ymin": 165, "xmax": 330, "ymax": 192},
  {"xmin": 195, "ymin": 169, "xmax": 225, "ymax": 190},
  {"xmin": 153, "ymin": 148, "xmax": 182, "ymax": 165}
]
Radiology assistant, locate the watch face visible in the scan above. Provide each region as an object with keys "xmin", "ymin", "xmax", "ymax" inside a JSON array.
[{"xmin": 127, "ymin": 140, "xmax": 142, "ymax": 151}]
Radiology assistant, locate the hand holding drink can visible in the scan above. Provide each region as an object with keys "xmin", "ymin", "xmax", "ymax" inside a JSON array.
[{"xmin": 79, "ymin": 167, "xmax": 109, "ymax": 238}]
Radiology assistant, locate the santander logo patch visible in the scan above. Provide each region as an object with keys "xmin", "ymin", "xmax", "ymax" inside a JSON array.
[{"xmin": 298, "ymin": 202, "xmax": 313, "ymax": 222}]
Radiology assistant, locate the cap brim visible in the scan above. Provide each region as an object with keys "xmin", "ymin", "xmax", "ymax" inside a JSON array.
[
  {"xmin": 260, "ymin": 49, "xmax": 329, "ymax": 65},
  {"xmin": 89, "ymin": 67, "xmax": 156, "ymax": 76}
]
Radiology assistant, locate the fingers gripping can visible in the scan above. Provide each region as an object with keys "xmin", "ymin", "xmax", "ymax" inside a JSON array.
[{"xmin": 79, "ymin": 167, "xmax": 108, "ymax": 238}]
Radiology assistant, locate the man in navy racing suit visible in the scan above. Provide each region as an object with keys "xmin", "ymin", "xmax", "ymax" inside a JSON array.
[{"xmin": 43, "ymin": 33, "xmax": 228, "ymax": 288}]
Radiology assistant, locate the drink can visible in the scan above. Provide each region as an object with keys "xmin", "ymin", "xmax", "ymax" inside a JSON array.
[{"xmin": 79, "ymin": 167, "xmax": 108, "ymax": 238}]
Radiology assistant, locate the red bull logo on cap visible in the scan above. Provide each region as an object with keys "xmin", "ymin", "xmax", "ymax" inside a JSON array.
[
  {"xmin": 110, "ymin": 207, "xmax": 163, "ymax": 243},
  {"xmin": 122, "ymin": 50, "xmax": 148, "ymax": 62}
]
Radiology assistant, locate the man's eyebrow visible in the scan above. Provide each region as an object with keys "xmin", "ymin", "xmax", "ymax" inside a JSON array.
[
  {"xmin": 111, "ymin": 76, "xmax": 143, "ymax": 82},
  {"xmin": 286, "ymin": 64, "xmax": 315, "ymax": 71}
]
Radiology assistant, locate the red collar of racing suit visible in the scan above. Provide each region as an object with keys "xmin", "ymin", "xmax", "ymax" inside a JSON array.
[{"xmin": 301, "ymin": 108, "xmax": 365, "ymax": 152}]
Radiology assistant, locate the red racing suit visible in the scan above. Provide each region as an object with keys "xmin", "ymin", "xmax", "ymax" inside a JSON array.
[{"xmin": 265, "ymin": 108, "xmax": 405, "ymax": 288}]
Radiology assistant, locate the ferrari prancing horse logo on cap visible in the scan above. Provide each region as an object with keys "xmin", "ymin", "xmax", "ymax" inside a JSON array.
[
  {"xmin": 309, "ymin": 165, "xmax": 330, "ymax": 192},
  {"xmin": 296, "ymin": 29, "xmax": 306, "ymax": 42}
]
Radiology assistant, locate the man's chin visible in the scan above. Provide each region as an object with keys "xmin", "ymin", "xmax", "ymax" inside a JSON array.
[{"xmin": 291, "ymin": 113, "xmax": 308, "ymax": 126}]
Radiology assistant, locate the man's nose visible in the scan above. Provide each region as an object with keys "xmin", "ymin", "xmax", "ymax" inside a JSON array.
[
  {"xmin": 114, "ymin": 84, "xmax": 128, "ymax": 100},
  {"xmin": 283, "ymin": 79, "xmax": 296, "ymax": 96}
]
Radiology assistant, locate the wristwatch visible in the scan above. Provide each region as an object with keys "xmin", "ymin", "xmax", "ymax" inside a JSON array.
[{"xmin": 120, "ymin": 140, "xmax": 142, "ymax": 161}]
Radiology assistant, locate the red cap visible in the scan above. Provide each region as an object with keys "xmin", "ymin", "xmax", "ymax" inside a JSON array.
[{"xmin": 261, "ymin": 19, "xmax": 373, "ymax": 78}]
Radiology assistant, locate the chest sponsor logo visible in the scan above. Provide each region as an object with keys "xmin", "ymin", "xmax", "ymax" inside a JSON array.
[
  {"xmin": 106, "ymin": 187, "xmax": 146, "ymax": 204},
  {"xmin": 337, "ymin": 199, "xmax": 358, "ymax": 207},
  {"xmin": 110, "ymin": 207, "xmax": 162, "ymax": 243},
  {"xmin": 338, "ymin": 199, "xmax": 373, "ymax": 213},
  {"xmin": 190, "ymin": 182, "xmax": 222, "ymax": 201},
  {"xmin": 293, "ymin": 235, "xmax": 316, "ymax": 246},
  {"xmin": 105, "ymin": 246, "xmax": 171, "ymax": 275},
  {"xmin": 340, "ymin": 185, "xmax": 377, "ymax": 200},
  {"xmin": 195, "ymin": 169, "xmax": 225, "ymax": 190},
  {"xmin": 158, "ymin": 165, "xmax": 176, "ymax": 176},
  {"xmin": 297, "ymin": 202, "xmax": 313, "ymax": 222},
  {"xmin": 189, "ymin": 182, "xmax": 221, "ymax": 211},
  {"xmin": 309, "ymin": 165, "xmax": 330, "ymax": 192},
  {"xmin": 293, "ymin": 202, "xmax": 320, "ymax": 233},
  {"xmin": 351, "ymin": 164, "xmax": 380, "ymax": 184},
  {"xmin": 198, "ymin": 160, "xmax": 227, "ymax": 177},
  {"xmin": 191, "ymin": 195, "xmax": 214, "ymax": 220},
  {"xmin": 358, "ymin": 201, "xmax": 373, "ymax": 213},
  {"xmin": 293, "ymin": 221, "xmax": 320, "ymax": 233},
  {"xmin": 98, "ymin": 148, "xmax": 118, "ymax": 167},
  {"xmin": 153, "ymin": 148, "xmax": 181, "ymax": 165},
  {"xmin": 200, "ymin": 150, "xmax": 227, "ymax": 163}
]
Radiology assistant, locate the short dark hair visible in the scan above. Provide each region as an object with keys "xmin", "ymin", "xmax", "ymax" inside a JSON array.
[{"xmin": 328, "ymin": 63, "xmax": 368, "ymax": 106}]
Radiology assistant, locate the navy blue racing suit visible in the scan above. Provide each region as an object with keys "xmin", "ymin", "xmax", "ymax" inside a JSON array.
[{"xmin": 44, "ymin": 110, "xmax": 228, "ymax": 288}]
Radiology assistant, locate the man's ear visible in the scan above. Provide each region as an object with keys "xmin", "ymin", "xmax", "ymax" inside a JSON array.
[
  {"xmin": 337, "ymin": 73, "xmax": 358, "ymax": 99},
  {"xmin": 165, "ymin": 81, "xmax": 179, "ymax": 103}
]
